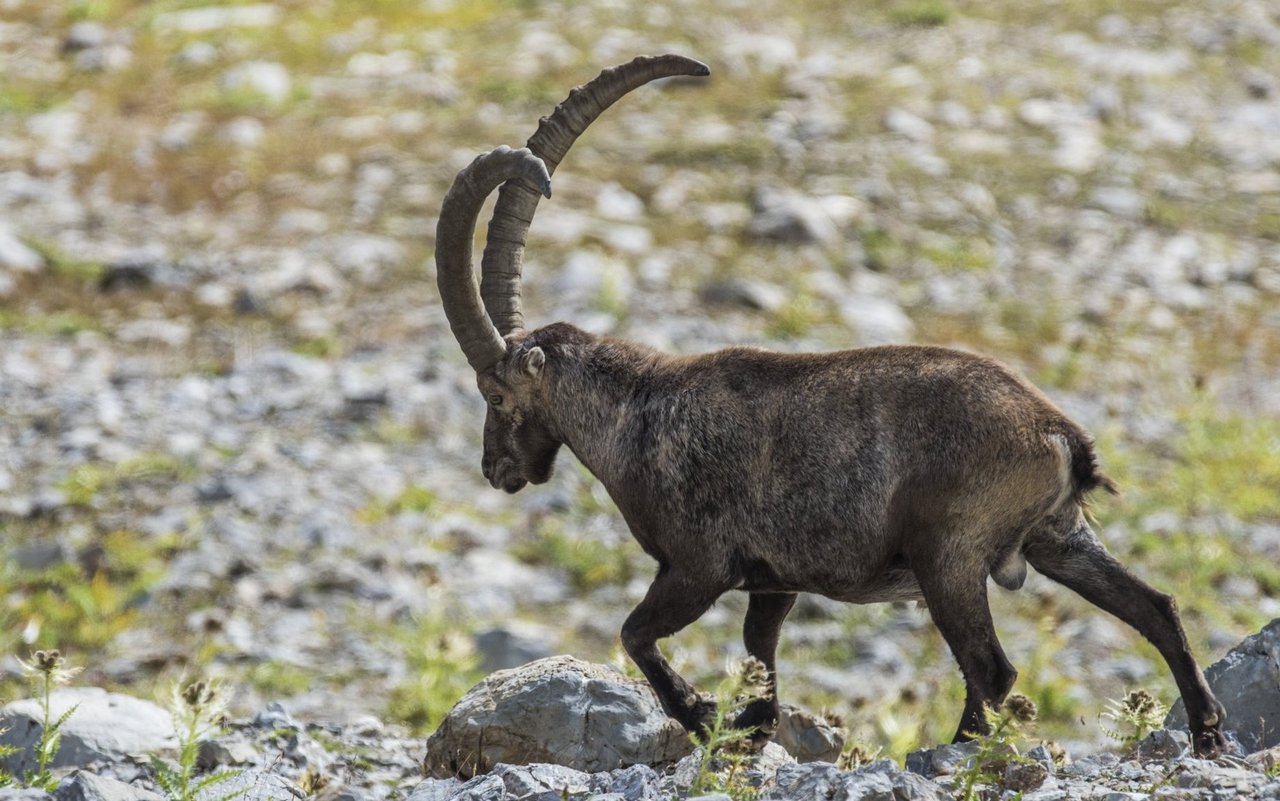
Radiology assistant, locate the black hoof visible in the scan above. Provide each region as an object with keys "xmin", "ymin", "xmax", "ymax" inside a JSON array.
[{"xmin": 731, "ymin": 703, "xmax": 779, "ymax": 749}]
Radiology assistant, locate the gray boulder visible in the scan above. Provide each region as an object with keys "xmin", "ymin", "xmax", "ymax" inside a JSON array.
[
  {"xmin": 1166, "ymin": 618, "xmax": 1280, "ymax": 752},
  {"xmin": 53, "ymin": 772, "xmax": 162, "ymax": 801},
  {"xmin": 0, "ymin": 228, "xmax": 44, "ymax": 274},
  {"xmin": 422, "ymin": 656, "xmax": 692, "ymax": 778},
  {"xmin": 836, "ymin": 760, "xmax": 948, "ymax": 801},
  {"xmin": 474, "ymin": 625, "xmax": 555, "ymax": 673},
  {"xmin": 411, "ymin": 775, "xmax": 503, "ymax": 801},
  {"xmin": 1135, "ymin": 728, "xmax": 1190, "ymax": 760},
  {"xmin": 0, "ymin": 789, "xmax": 54, "ymax": 801},
  {"xmin": 404, "ymin": 779, "xmax": 460, "ymax": 801},
  {"xmin": 0, "ymin": 689, "xmax": 176, "ymax": 775},
  {"xmin": 606, "ymin": 764, "xmax": 662, "ymax": 801},
  {"xmin": 193, "ymin": 770, "xmax": 301, "ymax": 801},
  {"xmin": 747, "ymin": 185, "xmax": 839, "ymax": 246},
  {"xmin": 490, "ymin": 764, "xmax": 592, "ymax": 797},
  {"xmin": 905, "ymin": 740, "xmax": 983, "ymax": 777},
  {"xmin": 768, "ymin": 760, "xmax": 947, "ymax": 801},
  {"xmin": 775, "ymin": 705, "xmax": 845, "ymax": 763},
  {"xmin": 768, "ymin": 762, "xmax": 841, "ymax": 801}
]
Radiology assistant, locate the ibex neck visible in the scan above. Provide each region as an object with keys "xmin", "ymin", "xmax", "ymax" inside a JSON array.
[{"xmin": 543, "ymin": 337, "xmax": 662, "ymax": 486}]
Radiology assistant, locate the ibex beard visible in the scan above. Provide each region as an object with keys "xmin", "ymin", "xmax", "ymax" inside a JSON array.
[{"xmin": 435, "ymin": 55, "xmax": 1228, "ymax": 757}]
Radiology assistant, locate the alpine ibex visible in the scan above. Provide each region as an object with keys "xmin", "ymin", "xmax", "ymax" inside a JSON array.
[{"xmin": 434, "ymin": 55, "xmax": 1226, "ymax": 756}]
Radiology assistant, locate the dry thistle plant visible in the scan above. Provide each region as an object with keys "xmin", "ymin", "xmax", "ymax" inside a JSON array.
[
  {"xmin": 954, "ymin": 693, "xmax": 1040, "ymax": 801},
  {"xmin": 1101, "ymin": 689, "xmax": 1168, "ymax": 749},
  {"xmin": 151, "ymin": 679, "xmax": 244, "ymax": 801},
  {"xmin": 686, "ymin": 656, "xmax": 773, "ymax": 801},
  {"xmin": 19, "ymin": 649, "xmax": 82, "ymax": 791}
]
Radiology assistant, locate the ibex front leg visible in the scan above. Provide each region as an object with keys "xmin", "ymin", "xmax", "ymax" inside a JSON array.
[
  {"xmin": 733, "ymin": 592, "xmax": 797, "ymax": 744},
  {"xmin": 621, "ymin": 567, "xmax": 726, "ymax": 735}
]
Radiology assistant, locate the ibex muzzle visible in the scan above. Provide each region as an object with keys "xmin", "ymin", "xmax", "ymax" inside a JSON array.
[{"xmin": 434, "ymin": 55, "xmax": 1227, "ymax": 758}]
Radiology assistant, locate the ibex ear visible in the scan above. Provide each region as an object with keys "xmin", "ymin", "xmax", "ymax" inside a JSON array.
[{"xmin": 520, "ymin": 346, "xmax": 546, "ymax": 378}]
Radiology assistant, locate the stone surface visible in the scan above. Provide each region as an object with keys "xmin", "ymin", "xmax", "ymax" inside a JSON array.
[
  {"xmin": 0, "ymin": 228, "xmax": 44, "ymax": 273},
  {"xmin": 1135, "ymin": 728, "xmax": 1190, "ymax": 760},
  {"xmin": 0, "ymin": 689, "xmax": 177, "ymax": 775},
  {"xmin": 422, "ymin": 656, "xmax": 692, "ymax": 778},
  {"xmin": 194, "ymin": 770, "xmax": 301, "ymax": 801},
  {"xmin": 837, "ymin": 294, "xmax": 914, "ymax": 344},
  {"xmin": 905, "ymin": 740, "xmax": 982, "ymax": 777},
  {"xmin": 53, "ymin": 772, "xmax": 162, "ymax": 801},
  {"xmin": 221, "ymin": 62, "xmax": 291, "ymax": 104},
  {"xmin": 769, "ymin": 759, "xmax": 947, "ymax": 801},
  {"xmin": 1167, "ymin": 618, "xmax": 1280, "ymax": 752},
  {"xmin": 474, "ymin": 625, "xmax": 555, "ymax": 672},
  {"xmin": 0, "ymin": 790, "xmax": 55, "ymax": 801},
  {"xmin": 1003, "ymin": 759, "xmax": 1049, "ymax": 792},
  {"xmin": 747, "ymin": 185, "xmax": 840, "ymax": 246},
  {"xmin": 700, "ymin": 278, "xmax": 788, "ymax": 313},
  {"xmin": 840, "ymin": 760, "xmax": 948, "ymax": 800},
  {"xmin": 774, "ymin": 704, "xmax": 844, "ymax": 763}
]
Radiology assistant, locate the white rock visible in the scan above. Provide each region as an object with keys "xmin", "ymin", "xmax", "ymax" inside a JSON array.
[
  {"xmin": 1166, "ymin": 618, "xmax": 1280, "ymax": 752},
  {"xmin": 0, "ymin": 228, "xmax": 44, "ymax": 273},
  {"xmin": 177, "ymin": 41, "xmax": 218, "ymax": 67},
  {"xmin": 115, "ymin": 319, "xmax": 192, "ymax": 348},
  {"xmin": 596, "ymin": 182, "xmax": 645, "ymax": 221},
  {"xmin": 221, "ymin": 116, "xmax": 265, "ymax": 148},
  {"xmin": 839, "ymin": 294, "xmax": 914, "ymax": 345},
  {"xmin": 221, "ymin": 61, "xmax": 291, "ymax": 104},
  {"xmin": 749, "ymin": 185, "xmax": 839, "ymax": 246},
  {"xmin": 1089, "ymin": 186, "xmax": 1146, "ymax": 219},
  {"xmin": 884, "ymin": 108, "xmax": 934, "ymax": 142},
  {"xmin": 153, "ymin": 5, "xmax": 281, "ymax": 33},
  {"xmin": 54, "ymin": 770, "xmax": 163, "ymax": 801},
  {"xmin": 423, "ymin": 656, "xmax": 692, "ymax": 778},
  {"xmin": 273, "ymin": 208, "xmax": 329, "ymax": 236},
  {"xmin": 0, "ymin": 688, "xmax": 177, "ymax": 774},
  {"xmin": 346, "ymin": 50, "xmax": 419, "ymax": 77},
  {"xmin": 331, "ymin": 235, "xmax": 404, "ymax": 283},
  {"xmin": 1054, "ymin": 122, "xmax": 1104, "ymax": 173},
  {"xmin": 160, "ymin": 112, "xmax": 207, "ymax": 151}
]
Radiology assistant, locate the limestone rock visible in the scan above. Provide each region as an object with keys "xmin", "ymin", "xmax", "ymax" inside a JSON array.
[
  {"xmin": 422, "ymin": 656, "xmax": 692, "ymax": 778},
  {"xmin": 53, "ymin": 772, "xmax": 162, "ymax": 801},
  {"xmin": 0, "ymin": 789, "xmax": 54, "ymax": 801},
  {"xmin": 905, "ymin": 740, "xmax": 983, "ymax": 777},
  {"xmin": 767, "ymin": 760, "xmax": 946, "ymax": 801},
  {"xmin": 1136, "ymin": 728, "xmax": 1190, "ymax": 760},
  {"xmin": 193, "ymin": 770, "xmax": 301, "ymax": 801},
  {"xmin": 747, "ymin": 185, "xmax": 839, "ymax": 246},
  {"xmin": 0, "ymin": 689, "xmax": 177, "ymax": 775},
  {"xmin": 1166, "ymin": 618, "xmax": 1280, "ymax": 752},
  {"xmin": 0, "ymin": 228, "xmax": 44, "ymax": 274},
  {"xmin": 775, "ymin": 704, "xmax": 845, "ymax": 763}
]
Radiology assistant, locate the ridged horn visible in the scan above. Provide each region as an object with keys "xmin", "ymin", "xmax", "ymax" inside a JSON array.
[
  {"xmin": 479, "ymin": 54, "xmax": 710, "ymax": 335},
  {"xmin": 436, "ymin": 146, "xmax": 552, "ymax": 372}
]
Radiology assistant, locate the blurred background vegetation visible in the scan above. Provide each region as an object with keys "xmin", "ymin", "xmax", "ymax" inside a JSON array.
[{"xmin": 0, "ymin": 0, "xmax": 1277, "ymax": 760}]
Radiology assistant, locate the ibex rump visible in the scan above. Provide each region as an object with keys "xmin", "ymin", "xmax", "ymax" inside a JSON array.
[{"xmin": 435, "ymin": 55, "xmax": 1226, "ymax": 757}]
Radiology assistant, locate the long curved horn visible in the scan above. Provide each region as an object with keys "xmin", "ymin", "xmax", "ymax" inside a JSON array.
[
  {"xmin": 480, "ymin": 54, "xmax": 710, "ymax": 335},
  {"xmin": 436, "ymin": 146, "xmax": 552, "ymax": 372}
]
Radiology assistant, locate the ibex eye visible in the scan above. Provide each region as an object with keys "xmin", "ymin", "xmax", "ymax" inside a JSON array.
[{"xmin": 488, "ymin": 394, "xmax": 503, "ymax": 407}]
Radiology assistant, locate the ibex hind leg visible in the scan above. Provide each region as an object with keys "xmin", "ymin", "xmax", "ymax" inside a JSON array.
[
  {"xmin": 733, "ymin": 592, "xmax": 798, "ymax": 746},
  {"xmin": 1024, "ymin": 520, "xmax": 1227, "ymax": 757},
  {"xmin": 914, "ymin": 556, "xmax": 1019, "ymax": 743},
  {"xmin": 621, "ymin": 568, "xmax": 727, "ymax": 736}
]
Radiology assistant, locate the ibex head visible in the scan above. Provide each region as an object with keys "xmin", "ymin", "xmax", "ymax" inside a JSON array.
[
  {"xmin": 434, "ymin": 55, "xmax": 710, "ymax": 493},
  {"xmin": 477, "ymin": 338, "xmax": 557, "ymax": 493}
]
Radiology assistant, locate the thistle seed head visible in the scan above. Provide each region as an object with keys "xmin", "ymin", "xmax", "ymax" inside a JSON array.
[{"xmin": 1004, "ymin": 693, "xmax": 1039, "ymax": 723}]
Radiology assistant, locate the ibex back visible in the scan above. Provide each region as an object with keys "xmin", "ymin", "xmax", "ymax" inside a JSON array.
[{"xmin": 434, "ymin": 55, "xmax": 1226, "ymax": 757}]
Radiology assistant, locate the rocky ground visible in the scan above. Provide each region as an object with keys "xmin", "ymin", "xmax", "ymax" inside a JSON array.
[
  {"xmin": 3, "ymin": 639, "xmax": 1280, "ymax": 801},
  {"xmin": 1, "ymin": 0, "xmax": 1279, "ymax": 778}
]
